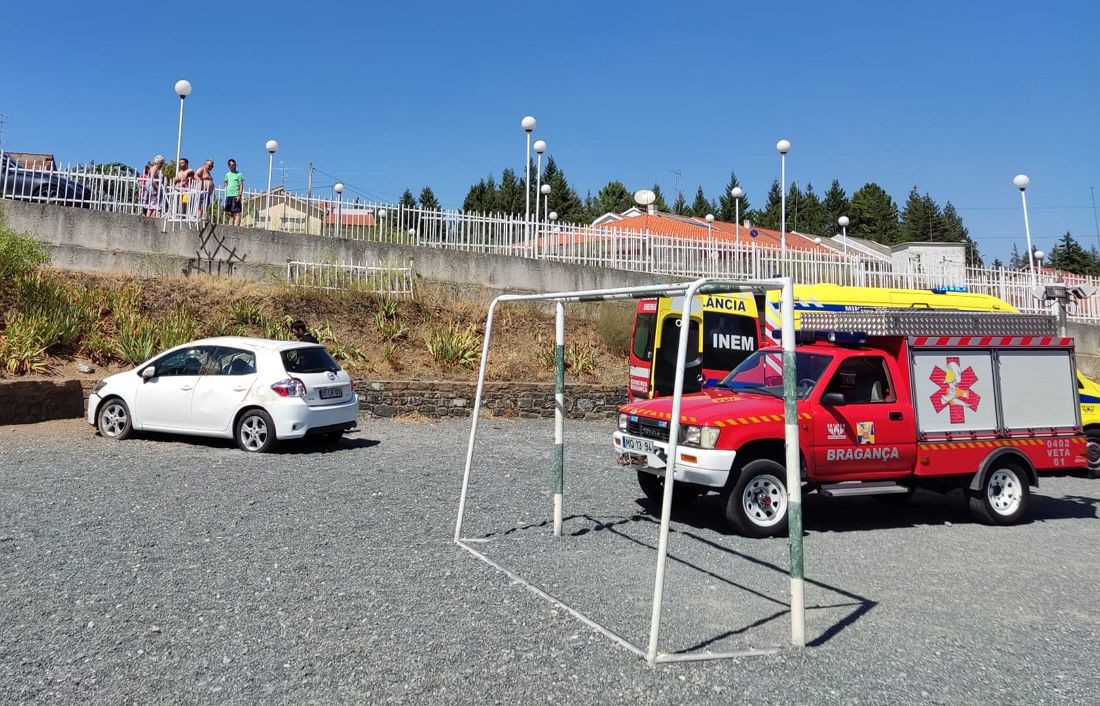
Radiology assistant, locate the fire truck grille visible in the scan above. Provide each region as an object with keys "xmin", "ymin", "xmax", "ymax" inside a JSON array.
[{"xmin": 627, "ymin": 418, "xmax": 670, "ymax": 442}]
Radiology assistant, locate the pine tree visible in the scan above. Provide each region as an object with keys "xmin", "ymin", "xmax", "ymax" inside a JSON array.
[
  {"xmin": 1008, "ymin": 243, "xmax": 1028, "ymax": 269},
  {"xmin": 900, "ymin": 186, "xmax": 946, "ymax": 243},
  {"xmin": 798, "ymin": 183, "xmax": 828, "ymax": 236},
  {"xmin": 991, "ymin": 258, "xmax": 1005, "ymax": 269},
  {"xmin": 849, "ymin": 182, "xmax": 901, "ymax": 244},
  {"xmin": 463, "ymin": 175, "xmax": 497, "ymax": 213},
  {"xmin": 534, "ymin": 156, "xmax": 585, "ymax": 223},
  {"xmin": 418, "ymin": 186, "xmax": 440, "ymax": 211},
  {"xmin": 496, "ymin": 168, "xmax": 524, "ymax": 216},
  {"xmin": 942, "ymin": 202, "xmax": 982, "ymax": 267},
  {"xmin": 752, "ymin": 179, "xmax": 784, "ymax": 229},
  {"xmin": 717, "ymin": 172, "xmax": 750, "ymax": 222},
  {"xmin": 399, "ymin": 188, "xmax": 417, "ymax": 212},
  {"xmin": 786, "ymin": 183, "xmax": 804, "ymax": 231},
  {"xmin": 1047, "ymin": 231, "xmax": 1094, "ymax": 275},
  {"xmin": 689, "ymin": 186, "xmax": 713, "ymax": 217},
  {"xmin": 822, "ymin": 180, "xmax": 849, "ymax": 234},
  {"xmin": 650, "ymin": 183, "xmax": 669, "ymax": 212},
  {"xmin": 591, "ymin": 181, "xmax": 634, "ymax": 217},
  {"xmin": 670, "ymin": 190, "xmax": 688, "ymax": 215}
]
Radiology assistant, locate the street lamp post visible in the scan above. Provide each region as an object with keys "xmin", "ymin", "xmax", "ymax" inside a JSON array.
[
  {"xmin": 378, "ymin": 208, "xmax": 387, "ymax": 241},
  {"xmin": 777, "ymin": 139, "xmax": 791, "ymax": 259},
  {"xmin": 265, "ymin": 139, "xmax": 278, "ymax": 230},
  {"xmin": 521, "ymin": 116, "xmax": 536, "ymax": 254},
  {"xmin": 173, "ymin": 80, "xmax": 191, "ymax": 172},
  {"xmin": 705, "ymin": 213, "xmax": 716, "ymax": 275},
  {"xmin": 533, "ymin": 139, "xmax": 546, "ymax": 227},
  {"xmin": 1014, "ymin": 174, "xmax": 1037, "ymax": 287},
  {"xmin": 541, "ymin": 183, "xmax": 551, "ymax": 221},
  {"xmin": 533, "ymin": 139, "xmax": 546, "ymax": 258},
  {"xmin": 1035, "ymin": 249, "xmax": 1045, "ymax": 280},
  {"xmin": 731, "ymin": 186, "xmax": 743, "ymax": 244},
  {"xmin": 838, "ymin": 215, "xmax": 850, "ymax": 256},
  {"xmin": 334, "ymin": 182, "xmax": 344, "ymax": 239}
]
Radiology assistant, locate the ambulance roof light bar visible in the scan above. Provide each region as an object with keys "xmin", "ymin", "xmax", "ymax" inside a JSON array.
[{"xmin": 796, "ymin": 309, "xmax": 1058, "ymax": 337}]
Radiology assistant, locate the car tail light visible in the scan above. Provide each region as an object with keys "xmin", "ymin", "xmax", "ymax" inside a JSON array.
[{"xmin": 271, "ymin": 378, "xmax": 307, "ymax": 398}]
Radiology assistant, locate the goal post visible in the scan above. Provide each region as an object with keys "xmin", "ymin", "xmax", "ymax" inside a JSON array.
[{"xmin": 453, "ymin": 277, "xmax": 803, "ymax": 666}]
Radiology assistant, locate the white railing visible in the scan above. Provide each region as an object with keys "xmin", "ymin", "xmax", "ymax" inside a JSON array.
[
  {"xmin": 6, "ymin": 157, "xmax": 1100, "ymax": 323},
  {"xmin": 286, "ymin": 260, "xmax": 415, "ymax": 296}
]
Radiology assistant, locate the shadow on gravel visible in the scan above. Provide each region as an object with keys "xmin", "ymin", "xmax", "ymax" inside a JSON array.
[
  {"xmin": 477, "ymin": 512, "xmax": 876, "ymax": 649},
  {"xmin": 126, "ymin": 431, "xmax": 381, "ymax": 455},
  {"xmin": 634, "ymin": 488, "xmax": 1100, "ymax": 537}
]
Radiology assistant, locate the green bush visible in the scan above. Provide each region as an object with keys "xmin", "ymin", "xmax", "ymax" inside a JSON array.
[
  {"xmin": 0, "ymin": 221, "xmax": 50, "ymax": 281},
  {"xmin": 427, "ymin": 323, "xmax": 480, "ymax": 368}
]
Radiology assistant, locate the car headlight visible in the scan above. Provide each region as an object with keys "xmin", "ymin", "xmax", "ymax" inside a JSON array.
[
  {"xmin": 680, "ymin": 425, "xmax": 720, "ymax": 449},
  {"xmin": 92, "ymin": 381, "xmax": 107, "ymax": 395},
  {"xmin": 618, "ymin": 413, "xmax": 629, "ymax": 432}
]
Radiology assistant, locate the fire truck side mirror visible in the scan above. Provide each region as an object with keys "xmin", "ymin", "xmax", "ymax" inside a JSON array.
[{"xmin": 822, "ymin": 392, "xmax": 846, "ymax": 406}]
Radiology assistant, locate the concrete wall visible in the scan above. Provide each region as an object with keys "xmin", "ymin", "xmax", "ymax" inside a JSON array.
[
  {"xmin": 2, "ymin": 199, "xmax": 669, "ymax": 293},
  {"xmin": 1069, "ymin": 322, "xmax": 1100, "ymax": 378}
]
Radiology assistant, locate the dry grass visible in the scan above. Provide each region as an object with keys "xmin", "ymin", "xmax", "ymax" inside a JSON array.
[{"xmin": 0, "ymin": 269, "xmax": 629, "ymax": 384}]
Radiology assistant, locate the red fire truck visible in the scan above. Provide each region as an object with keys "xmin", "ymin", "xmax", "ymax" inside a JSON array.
[{"xmin": 613, "ymin": 310, "xmax": 1088, "ymax": 537}]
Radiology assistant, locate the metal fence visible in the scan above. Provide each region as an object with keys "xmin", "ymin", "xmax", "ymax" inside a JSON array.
[
  {"xmin": 286, "ymin": 260, "xmax": 415, "ymax": 296},
  {"xmin": 5, "ymin": 155, "xmax": 1099, "ymax": 322}
]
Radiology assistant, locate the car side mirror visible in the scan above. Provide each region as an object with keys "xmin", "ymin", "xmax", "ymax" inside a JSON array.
[
  {"xmin": 822, "ymin": 392, "xmax": 845, "ymax": 406},
  {"xmin": 141, "ymin": 367, "xmax": 156, "ymax": 380}
]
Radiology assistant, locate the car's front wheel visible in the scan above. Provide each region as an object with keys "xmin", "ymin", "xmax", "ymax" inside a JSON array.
[
  {"xmin": 724, "ymin": 459, "xmax": 789, "ymax": 538},
  {"xmin": 236, "ymin": 409, "xmax": 276, "ymax": 453},
  {"xmin": 97, "ymin": 398, "xmax": 133, "ymax": 440}
]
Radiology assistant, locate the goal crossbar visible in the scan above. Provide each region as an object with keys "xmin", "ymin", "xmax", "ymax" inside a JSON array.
[{"xmin": 453, "ymin": 277, "xmax": 803, "ymax": 666}]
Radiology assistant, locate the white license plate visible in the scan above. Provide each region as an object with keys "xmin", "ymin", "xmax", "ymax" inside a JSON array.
[
  {"xmin": 319, "ymin": 387, "xmax": 343, "ymax": 400},
  {"xmin": 621, "ymin": 436, "xmax": 656, "ymax": 455}
]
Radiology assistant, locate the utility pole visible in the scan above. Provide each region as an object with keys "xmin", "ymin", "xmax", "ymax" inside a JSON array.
[{"xmin": 306, "ymin": 162, "xmax": 313, "ymax": 202}]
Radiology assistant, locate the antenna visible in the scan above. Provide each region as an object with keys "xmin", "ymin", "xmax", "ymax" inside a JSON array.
[
  {"xmin": 668, "ymin": 169, "xmax": 682, "ymax": 201},
  {"xmin": 1091, "ymin": 186, "xmax": 1099, "ymax": 253},
  {"xmin": 0, "ymin": 113, "xmax": 6, "ymax": 150}
]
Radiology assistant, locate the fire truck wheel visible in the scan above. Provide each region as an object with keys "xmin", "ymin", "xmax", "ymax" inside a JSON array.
[
  {"xmin": 969, "ymin": 464, "xmax": 1030, "ymax": 525},
  {"xmin": 725, "ymin": 459, "xmax": 789, "ymax": 538},
  {"xmin": 1085, "ymin": 429, "xmax": 1100, "ymax": 479},
  {"xmin": 636, "ymin": 471, "xmax": 706, "ymax": 512}
]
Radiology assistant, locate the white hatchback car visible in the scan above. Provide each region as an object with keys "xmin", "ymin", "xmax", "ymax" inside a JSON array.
[{"xmin": 86, "ymin": 337, "xmax": 359, "ymax": 452}]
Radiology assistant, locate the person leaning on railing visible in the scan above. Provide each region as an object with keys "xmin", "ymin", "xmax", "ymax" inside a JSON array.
[{"xmin": 140, "ymin": 155, "xmax": 165, "ymax": 217}]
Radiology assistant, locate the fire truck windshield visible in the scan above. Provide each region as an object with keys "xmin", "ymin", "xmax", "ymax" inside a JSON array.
[{"xmin": 718, "ymin": 350, "xmax": 834, "ymax": 399}]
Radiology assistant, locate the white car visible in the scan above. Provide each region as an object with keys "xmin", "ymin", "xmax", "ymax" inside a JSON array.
[{"xmin": 86, "ymin": 337, "xmax": 359, "ymax": 452}]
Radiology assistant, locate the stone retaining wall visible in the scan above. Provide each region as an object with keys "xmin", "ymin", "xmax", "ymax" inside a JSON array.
[
  {"xmin": 0, "ymin": 379, "xmax": 95, "ymax": 425},
  {"xmin": 355, "ymin": 380, "xmax": 626, "ymax": 420},
  {"xmin": 0, "ymin": 377, "xmax": 624, "ymax": 425}
]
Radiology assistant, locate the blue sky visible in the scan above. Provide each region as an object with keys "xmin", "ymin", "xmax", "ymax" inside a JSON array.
[{"xmin": 3, "ymin": 1, "xmax": 1098, "ymax": 261}]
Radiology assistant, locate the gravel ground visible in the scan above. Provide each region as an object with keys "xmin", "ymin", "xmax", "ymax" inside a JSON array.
[{"xmin": 1, "ymin": 416, "xmax": 1098, "ymax": 705}]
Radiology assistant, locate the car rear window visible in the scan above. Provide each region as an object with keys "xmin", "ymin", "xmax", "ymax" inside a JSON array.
[{"xmin": 281, "ymin": 346, "xmax": 340, "ymax": 374}]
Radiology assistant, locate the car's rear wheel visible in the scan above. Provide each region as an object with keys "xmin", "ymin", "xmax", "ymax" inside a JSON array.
[
  {"xmin": 236, "ymin": 409, "xmax": 276, "ymax": 453},
  {"xmin": 97, "ymin": 398, "xmax": 132, "ymax": 440},
  {"xmin": 968, "ymin": 464, "xmax": 1029, "ymax": 525},
  {"xmin": 1085, "ymin": 428, "xmax": 1100, "ymax": 479}
]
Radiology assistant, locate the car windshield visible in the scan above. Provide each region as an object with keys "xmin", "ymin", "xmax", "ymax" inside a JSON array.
[
  {"xmin": 718, "ymin": 350, "xmax": 833, "ymax": 399},
  {"xmin": 281, "ymin": 346, "xmax": 340, "ymax": 374}
]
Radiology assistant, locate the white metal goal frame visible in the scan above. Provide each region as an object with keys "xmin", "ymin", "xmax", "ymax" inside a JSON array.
[{"xmin": 453, "ymin": 276, "xmax": 805, "ymax": 667}]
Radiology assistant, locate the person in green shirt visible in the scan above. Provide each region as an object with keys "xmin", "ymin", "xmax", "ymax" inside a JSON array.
[{"xmin": 223, "ymin": 158, "xmax": 244, "ymax": 226}]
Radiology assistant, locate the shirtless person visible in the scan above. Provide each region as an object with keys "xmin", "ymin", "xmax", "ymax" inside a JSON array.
[
  {"xmin": 193, "ymin": 159, "xmax": 215, "ymax": 215},
  {"xmin": 173, "ymin": 158, "xmax": 195, "ymax": 216}
]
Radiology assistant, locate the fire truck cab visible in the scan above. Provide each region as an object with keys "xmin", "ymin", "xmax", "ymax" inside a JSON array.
[{"xmin": 614, "ymin": 310, "xmax": 1089, "ymax": 537}]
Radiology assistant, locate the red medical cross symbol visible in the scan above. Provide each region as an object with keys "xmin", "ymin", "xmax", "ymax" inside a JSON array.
[{"xmin": 929, "ymin": 356, "xmax": 981, "ymax": 424}]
